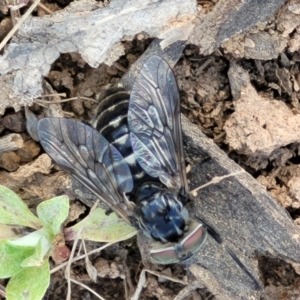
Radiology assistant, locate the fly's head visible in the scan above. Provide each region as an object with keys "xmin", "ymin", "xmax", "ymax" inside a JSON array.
[
  {"xmin": 135, "ymin": 183, "xmax": 207, "ymax": 264},
  {"xmin": 149, "ymin": 221, "xmax": 207, "ymax": 264}
]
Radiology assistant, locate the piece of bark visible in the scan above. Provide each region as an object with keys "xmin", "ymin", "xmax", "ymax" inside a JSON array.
[
  {"xmin": 0, "ymin": 0, "xmax": 197, "ymax": 114},
  {"xmin": 227, "ymin": 62, "xmax": 250, "ymax": 101},
  {"xmin": 0, "ymin": 133, "xmax": 23, "ymax": 154},
  {"xmin": 189, "ymin": 0, "xmax": 286, "ymax": 55},
  {"xmin": 221, "ymin": 1, "xmax": 300, "ymax": 59},
  {"xmin": 276, "ymin": 67, "xmax": 293, "ymax": 95},
  {"xmin": 223, "ymin": 31, "xmax": 288, "ymax": 60},
  {"xmin": 183, "ymin": 114, "xmax": 300, "ymax": 299}
]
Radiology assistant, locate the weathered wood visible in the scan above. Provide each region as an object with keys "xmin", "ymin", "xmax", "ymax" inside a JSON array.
[
  {"xmin": 0, "ymin": 0, "xmax": 196, "ymax": 114},
  {"xmin": 0, "ymin": 0, "xmax": 289, "ymax": 115},
  {"xmin": 189, "ymin": 0, "xmax": 286, "ymax": 55},
  {"xmin": 185, "ymin": 115, "xmax": 300, "ymax": 299}
]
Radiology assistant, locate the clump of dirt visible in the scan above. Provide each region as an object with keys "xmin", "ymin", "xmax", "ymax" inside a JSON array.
[{"xmin": 176, "ymin": 46, "xmax": 231, "ymax": 142}]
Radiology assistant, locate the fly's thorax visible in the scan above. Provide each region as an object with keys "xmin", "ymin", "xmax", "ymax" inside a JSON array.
[{"xmin": 135, "ymin": 183, "xmax": 189, "ymax": 243}]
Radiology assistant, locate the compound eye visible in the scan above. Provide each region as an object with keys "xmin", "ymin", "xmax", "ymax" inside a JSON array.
[
  {"xmin": 150, "ymin": 222, "xmax": 207, "ymax": 265},
  {"xmin": 150, "ymin": 246, "xmax": 179, "ymax": 265},
  {"xmin": 180, "ymin": 222, "xmax": 207, "ymax": 256}
]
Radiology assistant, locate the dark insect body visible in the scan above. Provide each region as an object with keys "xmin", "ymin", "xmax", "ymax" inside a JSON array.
[{"xmin": 37, "ymin": 56, "xmax": 207, "ymax": 264}]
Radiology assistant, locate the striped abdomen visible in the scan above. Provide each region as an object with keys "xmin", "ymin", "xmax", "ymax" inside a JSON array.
[{"xmin": 91, "ymin": 84, "xmax": 147, "ymax": 192}]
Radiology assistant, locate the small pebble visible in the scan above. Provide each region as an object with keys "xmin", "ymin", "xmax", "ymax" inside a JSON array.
[
  {"xmin": 0, "ymin": 152, "xmax": 20, "ymax": 171},
  {"xmin": 3, "ymin": 112, "xmax": 26, "ymax": 132},
  {"xmin": 17, "ymin": 140, "xmax": 41, "ymax": 163}
]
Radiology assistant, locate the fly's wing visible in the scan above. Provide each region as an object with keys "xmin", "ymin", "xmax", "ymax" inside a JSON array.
[
  {"xmin": 37, "ymin": 118, "xmax": 134, "ymax": 222},
  {"xmin": 128, "ymin": 55, "xmax": 188, "ymax": 193}
]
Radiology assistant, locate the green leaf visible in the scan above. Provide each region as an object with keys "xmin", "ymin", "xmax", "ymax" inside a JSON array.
[
  {"xmin": 20, "ymin": 237, "xmax": 51, "ymax": 267},
  {"xmin": 37, "ymin": 195, "xmax": 69, "ymax": 235},
  {"xmin": 0, "ymin": 240, "xmax": 35, "ymax": 278},
  {"xmin": 6, "ymin": 260, "xmax": 50, "ymax": 300},
  {"xmin": 0, "ymin": 185, "xmax": 42, "ymax": 229},
  {"xmin": 8, "ymin": 228, "xmax": 51, "ymax": 248},
  {"xmin": 67, "ymin": 207, "xmax": 137, "ymax": 243},
  {"xmin": 8, "ymin": 229, "xmax": 52, "ymax": 267}
]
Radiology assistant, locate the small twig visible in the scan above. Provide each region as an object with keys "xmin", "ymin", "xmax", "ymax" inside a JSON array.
[
  {"xmin": 188, "ymin": 57, "xmax": 208, "ymax": 62},
  {"xmin": 37, "ymin": 93, "xmax": 67, "ymax": 98},
  {"xmin": 69, "ymin": 278, "xmax": 106, "ymax": 300},
  {"xmin": 113, "ymin": 62, "xmax": 128, "ymax": 73},
  {"xmin": 131, "ymin": 269, "xmax": 146, "ymax": 300},
  {"xmin": 124, "ymin": 278, "xmax": 128, "ymax": 300},
  {"xmin": 144, "ymin": 269, "xmax": 188, "ymax": 285},
  {"xmin": 62, "ymin": 111, "xmax": 74, "ymax": 118},
  {"xmin": 0, "ymin": 0, "xmax": 41, "ymax": 52},
  {"xmin": 123, "ymin": 258, "xmax": 135, "ymax": 299},
  {"xmin": 82, "ymin": 238, "xmax": 98, "ymax": 283},
  {"xmin": 35, "ymin": 96, "xmax": 97, "ymax": 105},
  {"xmin": 204, "ymin": 294, "xmax": 215, "ymax": 300},
  {"xmin": 76, "ymin": 240, "xmax": 83, "ymax": 257},
  {"xmin": 196, "ymin": 58, "xmax": 214, "ymax": 76},
  {"xmin": 190, "ymin": 171, "xmax": 244, "ymax": 196},
  {"xmin": 64, "ymin": 96, "xmax": 98, "ymax": 103}
]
